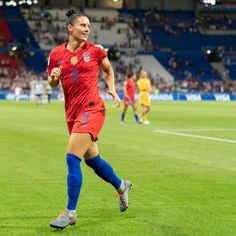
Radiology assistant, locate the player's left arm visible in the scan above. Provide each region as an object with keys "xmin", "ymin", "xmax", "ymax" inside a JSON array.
[
  {"xmin": 101, "ymin": 57, "xmax": 121, "ymax": 108},
  {"xmin": 148, "ymin": 79, "xmax": 153, "ymax": 93}
]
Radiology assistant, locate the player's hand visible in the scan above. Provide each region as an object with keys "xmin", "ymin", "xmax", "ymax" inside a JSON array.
[
  {"xmin": 108, "ymin": 90, "xmax": 121, "ymax": 108},
  {"xmin": 50, "ymin": 67, "xmax": 62, "ymax": 81}
]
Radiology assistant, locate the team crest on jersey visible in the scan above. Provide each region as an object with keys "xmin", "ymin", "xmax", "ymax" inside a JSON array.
[
  {"xmin": 83, "ymin": 52, "xmax": 90, "ymax": 63},
  {"xmin": 71, "ymin": 56, "xmax": 78, "ymax": 65}
]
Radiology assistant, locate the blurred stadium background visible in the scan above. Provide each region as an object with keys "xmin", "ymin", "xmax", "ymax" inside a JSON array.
[{"xmin": 0, "ymin": 0, "xmax": 236, "ymax": 101}]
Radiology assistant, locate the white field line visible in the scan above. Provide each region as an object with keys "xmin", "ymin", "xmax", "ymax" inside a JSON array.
[
  {"xmin": 155, "ymin": 128, "xmax": 236, "ymax": 132},
  {"xmin": 154, "ymin": 130, "xmax": 236, "ymax": 144}
]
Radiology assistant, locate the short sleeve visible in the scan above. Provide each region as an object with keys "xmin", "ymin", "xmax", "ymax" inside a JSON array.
[
  {"xmin": 94, "ymin": 46, "xmax": 107, "ymax": 65},
  {"xmin": 46, "ymin": 50, "xmax": 57, "ymax": 75}
]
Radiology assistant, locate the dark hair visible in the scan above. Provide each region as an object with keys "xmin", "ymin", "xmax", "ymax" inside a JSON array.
[
  {"xmin": 127, "ymin": 71, "xmax": 135, "ymax": 78},
  {"xmin": 66, "ymin": 8, "xmax": 85, "ymax": 26}
]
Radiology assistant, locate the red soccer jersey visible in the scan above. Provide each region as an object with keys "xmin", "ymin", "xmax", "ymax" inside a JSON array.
[
  {"xmin": 124, "ymin": 79, "xmax": 135, "ymax": 96},
  {"xmin": 47, "ymin": 42, "xmax": 107, "ymax": 123}
]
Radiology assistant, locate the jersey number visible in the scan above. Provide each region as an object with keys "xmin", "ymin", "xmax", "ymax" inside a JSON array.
[
  {"xmin": 72, "ymin": 68, "xmax": 79, "ymax": 82},
  {"xmin": 79, "ymin": 112, "xmax": 89, "ymax": 127}
]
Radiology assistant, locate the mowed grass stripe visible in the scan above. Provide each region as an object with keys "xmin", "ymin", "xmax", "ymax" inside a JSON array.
[{"xmin": 0, "ymin": 101, "xmax": 236, "ymax": 236}]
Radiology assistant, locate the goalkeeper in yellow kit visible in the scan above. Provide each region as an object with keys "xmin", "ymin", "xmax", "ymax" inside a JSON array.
[{"xmin": 137, "ymin": 70, "xmax": 152, "ymax": 124}]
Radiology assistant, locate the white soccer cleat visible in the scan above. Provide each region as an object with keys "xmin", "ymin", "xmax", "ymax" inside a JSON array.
[
  {"xmin": 143, "ymin": 120, "xmax": 151, "ymax": 125},
  {"xmin": 49, "ymin": 210, "xmax": 76, "ymax": 230},
  {"xmin": 117, "ymin": 180, "xmax": 133, "ymax": 212}
]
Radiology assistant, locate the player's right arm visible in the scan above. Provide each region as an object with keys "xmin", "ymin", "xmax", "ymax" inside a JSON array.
[
  {"xmin": 123, "ymin": 81, "xmax": 129, "ymax": 98},
  {"xmin": 47, "ymin": 51, "xmax": 62, "ymax": 88},
  {"xmin": 48, "ymin": 67, "xmax": 61, "ymax": 88}
]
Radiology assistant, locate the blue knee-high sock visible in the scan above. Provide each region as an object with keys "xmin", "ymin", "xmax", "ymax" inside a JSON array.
[
  {"xmin": 66, "ymin": 153, "xmax": 83, "ymax": 210},
  {"xmin": 85, "ymin": 155, "xmax": 121, "ymax": 190},
  {"xmin": 121, "ymin": 113, "xmax": 125, "ymax": 122},
  {"xmin": 134, "ymin": 114, "xmax": 139, "ymax": 122}
]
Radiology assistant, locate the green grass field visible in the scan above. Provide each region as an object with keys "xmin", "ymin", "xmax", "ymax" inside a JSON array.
[{"xmin": 0, "ymin": 100, "xmax": 236, "ymax": 236}]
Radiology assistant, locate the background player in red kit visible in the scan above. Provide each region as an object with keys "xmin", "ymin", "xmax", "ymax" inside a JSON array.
[
  {"xmin": 121, "ymin": 72, "xmax": 140, "ymax": 123},
  {"xmin": 47, "ymin": 9, "xmax": 132, "ymax": 230}
]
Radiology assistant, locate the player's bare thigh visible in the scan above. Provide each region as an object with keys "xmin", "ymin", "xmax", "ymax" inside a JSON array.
[
  {"xmin": 84, "ymin": 141, "xmax": 99, "ymax": 160},
  {"xmin": 67, "ymin": 132, "xmax": 94, "ymax": 158}
]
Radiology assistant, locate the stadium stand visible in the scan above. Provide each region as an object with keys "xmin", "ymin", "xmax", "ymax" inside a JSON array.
[
  {"xmin": 0, "ymin": 5, "xmax": 46, "ymax": 92},
  {"xmin": 0, "ymin": 3, "xmax": 236, "ymax": 95},
  {"xmin": 1, "ymin": 6, "xmax": 46, "ymax": 72},
  {"xmin": 0, "ymin": 19, "xmax": 13, "ymax": 47}
]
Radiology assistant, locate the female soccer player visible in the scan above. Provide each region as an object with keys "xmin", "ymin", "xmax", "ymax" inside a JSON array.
[
  {"xmin": 121, "ymin": 72, "xmax": 140, "ymax": 123},
  {"xmin": 47, "ymin": 9, "xmax": 132, "ymax": 230},
  {"xmin": 137, "ymin": 70, "xmax": 152, "ymax": 124}
]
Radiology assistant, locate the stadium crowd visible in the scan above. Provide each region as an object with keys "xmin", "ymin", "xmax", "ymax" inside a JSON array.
[
  {"xmin": 0, "ymin": 56, "xmax": 236, "ymax": 94},
  {"xmin": 0, "ymin": 7, "xmax": 236, "ymax": 96},
  {"xmin": 0, "ymin": 66, "xmax": 45, "ymax": 92}
]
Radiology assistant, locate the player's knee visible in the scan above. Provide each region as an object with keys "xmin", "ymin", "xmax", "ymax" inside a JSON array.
[
  {"xmin": 67, "ymin": 154, "xmax": 73, "ymax": 166},
  {"xmin": 66, "ymin": 153, "xmax": 81, "ymax": 168},
  {"xmin": 85, "ymin": 156, "xmax": 114, "ymax": 183}
]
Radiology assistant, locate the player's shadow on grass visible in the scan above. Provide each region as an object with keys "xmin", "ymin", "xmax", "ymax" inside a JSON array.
[
  {"xmin": 0, "ymin": 215, "xmax": 54, "ymax": 220},
  {"xmin": 0, "ymin": 210, "xmax": 137, "ymax": 232},
  {"xmin": 0, "ymin": 216, "xmax": 189, "ymax": 236},
  {"xmin": 0, "ymin": 215, "xmax": 55, "ymax": 229}
]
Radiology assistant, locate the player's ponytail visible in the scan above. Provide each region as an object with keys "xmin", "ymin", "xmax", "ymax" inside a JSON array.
[
  {"xmin": 66, "ymin": 9, "xmax": 76, "ymax": 17},
  {"xmin": 66, "ymin": 8, "xmax": 85, "ymax": 26}
]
